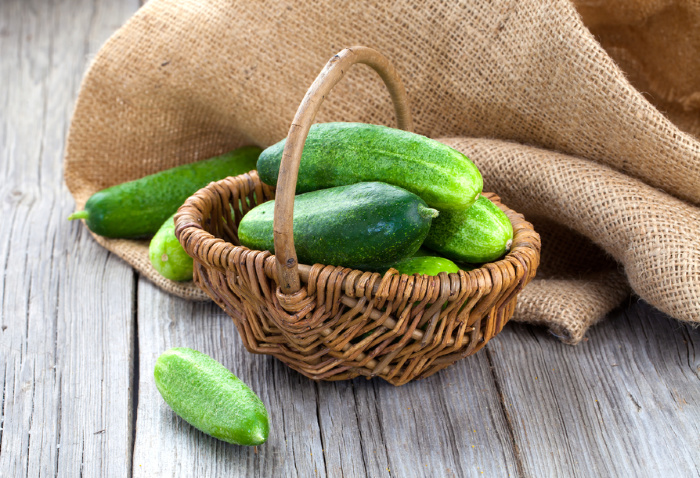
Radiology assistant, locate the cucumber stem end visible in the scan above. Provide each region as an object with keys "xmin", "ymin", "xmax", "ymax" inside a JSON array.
[
  {"xmin": 68, "ymin": 210, "xmax": 89, "ymax": 221},
  {"xmin": 419, "ymin": 206, "xmax": 439, "ymax": 219}
]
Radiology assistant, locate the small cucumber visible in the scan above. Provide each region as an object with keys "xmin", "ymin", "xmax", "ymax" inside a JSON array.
[
  {"xmin": 154, "ymin": 348, "xmax": 269, "ymax": 446},
  {"xmin": 257, "ymin": 122, "xmax": 483, "ymax": 211},
  {"xmin": 149, "ymin": 214, "xmax": 193, "ymax": 281},
  {"xmin": 424, "ymin": 195, "xmax": 513, "ymax": 263},
  {"xmin": 68, "ymin": 146, "xmax": 261, "ymax": 238},
  {"xmin": 238, "ymin": 182, "xmax": 438, "ymax": 270},
  {"xmin": 390, "ymin": 255, "xmax": 460, "ymax": 276},
  {"xmin": 409, "ymin": 248, "xmax": 475, "ymax": 272}
]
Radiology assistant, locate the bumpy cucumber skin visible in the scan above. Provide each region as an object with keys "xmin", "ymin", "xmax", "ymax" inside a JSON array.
[
  {"xmin": 149, "ymin": 214, "xmax": 193, "ymax": 281},
  {"xmin": 424, "ymin": 195, "xmax": 514, "ymax": 263},
  {"xmin": 238, "ymin": 182, "xmax": 437, "ymax": 270},
  {"xmin": 257, "ymin": 122, "xmax": 483, "ymax": 211},
  {"xmin": 411, "ymin": 248, "xmax": 475, "ymax": 271},
  {"xmin": 391, "ymin": 255, "xmax": 460, "ymax": 276},
  {"xmin": 154, "ymin": 348, "xmax": 269, "ymax": 446},
  {"xmin": 81, "ymin": 146, "xmax": 261, "ymax": 238}
]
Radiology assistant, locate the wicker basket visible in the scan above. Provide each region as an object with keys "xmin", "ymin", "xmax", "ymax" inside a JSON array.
[{"xmin": 175, "ymin": 46, "xmax": 540, "ymax": 386}]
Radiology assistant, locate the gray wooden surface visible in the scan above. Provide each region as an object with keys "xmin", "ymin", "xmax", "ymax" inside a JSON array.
[{"xmin": 1, "ymin": 0, "xmax": 698, "ymax": 476}]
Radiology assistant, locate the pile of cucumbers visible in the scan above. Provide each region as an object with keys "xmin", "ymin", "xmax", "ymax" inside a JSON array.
[
  {"xmin": 69, "ymin": 122, "xmax": 513, "ymax": 280},
  {"xmin": 245, "ymin": 122, "xmax": 513, "ymax": 275}
]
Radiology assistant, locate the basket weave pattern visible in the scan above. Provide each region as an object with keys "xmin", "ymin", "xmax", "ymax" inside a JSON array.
[{"xmin": 176, "ymin": 171, "xmax": 540, "ymax": 385}]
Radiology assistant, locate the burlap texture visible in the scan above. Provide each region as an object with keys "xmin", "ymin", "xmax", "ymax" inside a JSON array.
[
  {"xmin": 574, "ymin": 0, "xmax": 700, "ymax": 139},
  {"xmin": 64, "ymin": 0, "xmax": 700, "ymax": 343}
]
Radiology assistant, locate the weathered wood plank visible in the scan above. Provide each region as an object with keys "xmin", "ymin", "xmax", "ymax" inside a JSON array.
[
  {"xmin": 0, "ymin": 0, "xmax": 140, "ymax": 476},
  {"xmin": 488, "ymin": 299, "xmax": 700, "ymax": 478},
  {"xmin": 132, "ymin": 278, "xmax": 327, "ymax": 477},
  {"xmin": 54, "ymin": 238, "xmax": 136, "ymax": 477},
  {"xmin": 314, "ymin": 355, "xmax": 521, "ymax": 478}
]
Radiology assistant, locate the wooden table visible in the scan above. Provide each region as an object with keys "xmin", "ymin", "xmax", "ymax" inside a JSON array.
[{"xmin": 1, "ymin": 0, "xmax": 698, "ymax": 476}]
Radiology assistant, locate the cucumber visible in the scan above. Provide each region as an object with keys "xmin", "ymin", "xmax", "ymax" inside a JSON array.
[
  {"xmin": 424, "ymin": 195, "xmax": 513, "ymax": 263},
  {"xmin": 390, "ymin": 255, "xmax": 460, "ymax": 276},
  {"xmin": 409, "ymin": 248, "xmax": 475, "ymax": 272},
  {"xmin": 410, "ymin": 247, "xmax": 434, "ymax": 257},
  {"xmin": 154, "ymin": 348, "xmax": 269, "ymax": 446},
  {"xmin": 68, "ymin": 146, "xmax": 261, "ymax": 238},
  {"xmin": 257, "ymin": 122, "xmax": 482, "ymax": 211},
  {"xmin": 149, "ymin": 214, "xmax": 193, "ymax": 281},
  {"xmin": 238, "ymin": 182, "xmax": 438, "ymax": 270}
]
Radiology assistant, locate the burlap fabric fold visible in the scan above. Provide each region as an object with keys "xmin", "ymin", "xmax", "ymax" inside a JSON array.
[{"xmin": 64, "ymin": 0, "xmax": 700, "ymax": 344}]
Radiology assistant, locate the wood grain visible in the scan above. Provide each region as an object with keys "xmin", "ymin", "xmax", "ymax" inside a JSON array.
[
  {"xmin": 0, "ymin": 0, "xmax": 140, "ymax": 476},
  {"xmin": 488, "ymin": 299, "xmax": 700, "ymax": 478}
]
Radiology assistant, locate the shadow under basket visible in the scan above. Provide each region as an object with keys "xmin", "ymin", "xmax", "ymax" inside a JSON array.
[{"xmin": 175, "ymin": 171, "xmax": 540, "ymax": 386}]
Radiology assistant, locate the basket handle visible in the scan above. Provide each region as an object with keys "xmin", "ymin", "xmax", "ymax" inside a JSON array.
[{"xmin": 274, "ymin": 46, "xmax": 413, "ymax": 294}]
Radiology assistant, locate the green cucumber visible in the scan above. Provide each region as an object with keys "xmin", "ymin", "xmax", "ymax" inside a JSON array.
[
  {"xmin": 409, "ymin": 248, "xmax": 476, "ymax": 272},
  {"xmin": 390, "ymin": 255, "xmax": 460, "ymax": 276},
  {"xmin": 257, "ymin": 122, "xmax": 482, "ymax": 211},
  {"xmin": 149, "ymin": 214, "xmax": 193, "ymax": 281},
  {"xmin": 154, "ymin": 348, "xmax": 269, "ymax": 446},
  {"xmin": 68, "ymin": 146, "xmax": 261, "ymax": 238},
  {"xmin": 410, "ymin": 247, "xmax": 434, "ymax": 257},
  {"xmin": 238, "ymin": 182, "xmax": 438, "ymax": 270},
  {"xmin": 424, "ymin": 195, "xmax": 514, "ymax": 263}
]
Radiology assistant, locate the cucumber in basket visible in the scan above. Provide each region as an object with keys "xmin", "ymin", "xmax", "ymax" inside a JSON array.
[
  {"xmin": 238, "ymin": 182, "xmax": 439, "ymax": 270},
  {"xmin": 424, "ymin": 195, "xmax": 514, "ymax": 263},
  {"xmin": 256, "ymin": 122, "xmax": 483, "ymax": 211},
  {"xmin": 389, "ymin": 254, "xmax": 461, "ymax": 276},
  {"xmin": 68, "ymin": 146, "xmax": 261, "ymax": 238}
]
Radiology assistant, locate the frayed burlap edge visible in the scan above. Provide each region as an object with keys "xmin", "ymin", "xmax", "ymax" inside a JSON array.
[
  {"xmin": 511, "ymin": 270, "xmax": 631, "ymax": 344},
  {"xmin": 89, "ymin": 232, "xmax": 210, "ymax": 301}
]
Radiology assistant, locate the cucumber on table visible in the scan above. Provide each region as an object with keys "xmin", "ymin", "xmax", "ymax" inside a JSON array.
[
  {"xmin": 68, "ymin": 146, "xmax": 261, "ymax": 238},
  {"xmin": 154, "ymin": 348, "xmax": 269, "ymax": 446},
  {"xmin": 149, "ymin": 214, "xmax": 193, "ymax": 282},
  {"xmin": 238, "ymin": 182, "xmax": 438, "ymax": 271},
  {"xmin": 424, "ymin": 195, "xmax": 514, "ymax": 263},
  {"xmin": 257, "ymin": 122, "xmax": 483, "ymax": 211}
]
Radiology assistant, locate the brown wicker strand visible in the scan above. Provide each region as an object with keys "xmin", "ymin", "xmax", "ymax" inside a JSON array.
[{"xmin": 272, "ymin": 46, "xmax": 412, "ymax": 295}]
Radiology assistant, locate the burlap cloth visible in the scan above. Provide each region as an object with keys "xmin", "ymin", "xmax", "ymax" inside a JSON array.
[{"xmin": 64, "ymin": 0, "xmax": 700, "ymax": 344}]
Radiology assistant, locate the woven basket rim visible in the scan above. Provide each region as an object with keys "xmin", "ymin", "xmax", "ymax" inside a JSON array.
[{"xmin": 175, "ymin": 170, "xmax": 539, "ymax": 294}]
